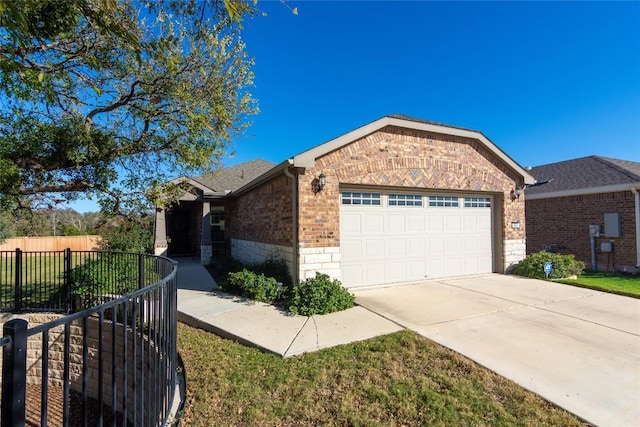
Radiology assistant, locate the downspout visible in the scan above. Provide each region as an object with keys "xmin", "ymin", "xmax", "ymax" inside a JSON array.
[
  {"xmin": 631, "ymin": 186, "xmax": 640, "ymax": 267},
  {"xmin": 283, "ymin": 161, "xmax": 299, "ymax": 284}
]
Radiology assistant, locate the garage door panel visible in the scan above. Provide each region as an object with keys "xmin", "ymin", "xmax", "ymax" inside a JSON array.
[
  {"xmin": 342, "ymin": 239, "xmax": 363, "ymax": 258},
  {"xmin": 386, "ymin": 262, "xmax": 407, "ymax": 282},
  {"xmin": 445, "ymin": 216, "xmax": 461, "ymax": 232},
  {"xmin": 407, "ymin": 238, "xmax": 425, "ymax": 257},
  {"xmin": 427, "ymin": 259, "xmax": 445, "ymax": 278},
  {"xmin": 363, "ymin": 215, "xmax": 384, "ymax": 233},
  {"xmin": 342, "ymin": 214, "xmax": 362, "ymax": 233},
  {"xmin": 407, "ymin": 260, "xmax": 426, "ymax": 279},
  {"xmin": 428, "ymin": 216, "xmax": 444, "ymax": 232},
  {"xmin": 387, "ymin": 215, "xmax": 406, "ymax": 233},
  {"xmin": 428, "ymin": 237, "xmax": 445, "ymax": 253},
  {"xmin": 407, "ymin": 215, "xmax": 426, "ymax": 233},
  {"xmin": 364, "ymin": 263, "xmax": 385, "ymax": 283},
  {"xmin": 446, "ymin": 258, "xmax": 463, "ymax": 276},
  {"xmin": 364, "ymin": 238, "xmax": 385, "ymax": 259},
  {"xmin": 445, "ymin": 236, "xmax": 461, "ymax": 254},
  {"xmin": 387, "ymin": 238, "xmax": 406, "ymax": 257},
  {"xmin": 341, "ymin": 264, "xmax": 363, "ymax": 286}
]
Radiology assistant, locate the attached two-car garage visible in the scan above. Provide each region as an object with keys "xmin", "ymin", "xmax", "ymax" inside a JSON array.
[{"xmin": 340, "ymin": 189, "xmax": 494, "ymax": 288}]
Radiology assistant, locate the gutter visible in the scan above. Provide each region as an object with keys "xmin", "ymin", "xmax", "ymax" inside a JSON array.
[
  {"xmin": 283, "ymin": 160, "xmax": 299, "ymax": 284},
  {"xmin": 632, "ymin": 186, "xmax": 640, "ymax": 267}
]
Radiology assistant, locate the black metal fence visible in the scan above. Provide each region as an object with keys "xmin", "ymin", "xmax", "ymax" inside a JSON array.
[
  {"xmin": 0, "ymin": 249, "xmax": 163, "ymax": 313},
  {"xmin": 0, "ymin": 250, "xmax": 178, "ymax": 427}
]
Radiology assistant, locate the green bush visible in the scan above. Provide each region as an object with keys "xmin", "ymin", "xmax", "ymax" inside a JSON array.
[
  {"xmin": 287, "ymin": 273, "xmax": 355, "ymax": 316},
  {"xmin": 71, "ymin": 254, "xmax": 139, "ymax": 308},
  {"xmin": 514, "ymin": 251, "xmax": 585, "ymax": 280},
  {"xmin": 249, "ymin": 257, "xmax": 292, "ymax": 288},
  {"xmin": 226, "ymin": 269, "xmax": 280, "ymax": 303}
]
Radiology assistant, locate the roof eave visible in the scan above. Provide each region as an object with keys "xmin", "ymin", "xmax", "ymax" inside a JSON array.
[
  {"xmin": 526, "ymin": 182, "xmax": 640, "ymax": 200},
  {"xmin": 230, "ymin": 159, "xmax": 293, "ymax": 197}
]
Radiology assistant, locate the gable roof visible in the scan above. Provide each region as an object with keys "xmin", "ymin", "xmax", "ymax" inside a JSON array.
[
  {"xmin": 290, "ymin": 114, "xmax": 535, "ymax": 185},
  {"xmin": 525, "ymin": 155, "xmax": 640, "ymax": 199},
  {"xmin": 170, "ymin": 159, "xmax": 276, "ymax": 199},
  {"xmin": 193, "ymin": 159, "xmax": 275, "ymax": 193}
]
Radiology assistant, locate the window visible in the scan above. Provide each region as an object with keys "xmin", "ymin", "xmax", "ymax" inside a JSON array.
[
  {"xmin": 464, "ymin": 197, "xmax": 491, "ymax": 208},
  {"xmin": 341, "ymin": 191, "xmax": 381, "ymax": 205},
  {"xmin": 428, "ymin": 195, "xmax": 459, "ymax": 207},
  {"xmin": 389, "ymin": 194, "xmax": 422, "ymax": 207}
]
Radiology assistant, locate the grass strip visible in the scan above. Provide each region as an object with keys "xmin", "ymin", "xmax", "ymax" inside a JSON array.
[
  {"xmin": 178, "ymin": 324, "xmax": 585, "ymax": 426},
  {"xmin": 554, "ymin": 271, "xmax": 640, "ymax": 298}
]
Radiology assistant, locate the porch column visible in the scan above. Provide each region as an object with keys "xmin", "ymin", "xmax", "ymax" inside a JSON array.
[
  {"xmin": 201, "ymin": 201, "xmax": 212, "ymax": 265},
  {"xmin": 154, "ymin": 208, "xmax": 168, "ymax": 256}
]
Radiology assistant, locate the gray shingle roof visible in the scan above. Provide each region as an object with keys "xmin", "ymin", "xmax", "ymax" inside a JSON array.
[
  {"xmin": 193, "ymin": 159, "xmax": 275, "ymax": 193},
  {"xmin": 525, "ymin": 155, "xmax": 640, "ymax": 195}
]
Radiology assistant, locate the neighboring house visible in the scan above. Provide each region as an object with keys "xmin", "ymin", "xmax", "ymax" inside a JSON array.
[
  {"xmin": 154, "ymin": 115, "xmax": 535, "ymax": 288},
  {"xmin": 525, "ymin": 156, "xmax": 640, "ymax": 272}
]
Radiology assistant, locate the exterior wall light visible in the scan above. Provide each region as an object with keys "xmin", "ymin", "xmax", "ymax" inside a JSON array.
[
  {"xmin": 312, "ymin": 172, "xmax": 326, "ymax": 193},
  {"xmin": 511, "ymin": 221, "xmax": 521, "ymax": 229},
  {"xmin": 510, "ymin": 187, "xmax": 523, "ymax": 201}
]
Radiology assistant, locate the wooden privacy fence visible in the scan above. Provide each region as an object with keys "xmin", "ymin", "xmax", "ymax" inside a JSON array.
[{"xmin": 0, "ymin": 235, "xmax": 101, "ymax": 252}]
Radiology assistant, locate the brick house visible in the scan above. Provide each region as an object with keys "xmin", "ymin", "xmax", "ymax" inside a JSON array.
[
  {"xmin": 525, "ymin": 156, "xmax": 640, "ymax": 272},
  {"xmin": 155, "ymin": 115, "xmax": 535, "ymax": 288}
]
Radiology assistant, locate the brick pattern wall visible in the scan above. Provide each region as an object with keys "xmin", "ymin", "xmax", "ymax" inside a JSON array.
[
  {"xmin": 297, "ymin": 125, "xmax": 527, "ymax": 271},
  {"xmin": 233, "ymin": 174, "xmax": 293, "ymax": 247},
  {"xmin": 525, "ymin": 191, "xmax": 637, "ymax": 270}
]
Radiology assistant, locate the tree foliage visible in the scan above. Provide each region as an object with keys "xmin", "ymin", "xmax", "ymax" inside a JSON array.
[{"xmin": 0, "ymin": 0, "xmax": 257, "ymax": 213}]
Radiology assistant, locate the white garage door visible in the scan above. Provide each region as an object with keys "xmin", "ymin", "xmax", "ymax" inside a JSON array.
[{"xmin": 340, "ymin": 190, "xmax": 493, "ymax": 288}]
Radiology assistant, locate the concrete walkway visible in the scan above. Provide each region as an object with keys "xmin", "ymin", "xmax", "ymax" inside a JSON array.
[
  {"xmin": 354, "ymin": 274, "xmax": 640, "ymax": 427},
  {"xmin": 175, "ymin": 258, "xmax": 402, "ymax": 357}
]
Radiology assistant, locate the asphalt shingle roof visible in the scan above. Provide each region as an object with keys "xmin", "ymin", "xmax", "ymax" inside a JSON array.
[
  {"xmin": 525, "ymin": 155, "xmax": 640, "ymax": 195},
  {"xmin": 193, "ymin": 159, "xmax": 275, "ymax": 193}
]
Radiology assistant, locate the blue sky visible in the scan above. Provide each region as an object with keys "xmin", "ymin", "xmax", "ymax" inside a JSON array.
[{"xmin": 71, "ymin": 1, "xmax": 640, "ymax": 212}]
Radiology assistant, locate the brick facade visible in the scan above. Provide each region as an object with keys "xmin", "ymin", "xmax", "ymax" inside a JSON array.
[
  {"xmin": 233, "ymin": 174, "xmax": 293, "ymax": 247},
  {"xmin": 526, "ymin": 191, "xmax": 638, "ymax": 270}
]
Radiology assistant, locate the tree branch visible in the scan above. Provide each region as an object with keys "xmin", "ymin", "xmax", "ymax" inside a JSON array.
[{"xmin": 19, "ymin": 180, "xmax": 95, "ymax": 195}]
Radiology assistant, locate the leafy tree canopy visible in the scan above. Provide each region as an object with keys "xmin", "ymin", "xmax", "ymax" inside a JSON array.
[{"xmin": 0, "ymin": 0, "xmax": 257, "ymax": 214}]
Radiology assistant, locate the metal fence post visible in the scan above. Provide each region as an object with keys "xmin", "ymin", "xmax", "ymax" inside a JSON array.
[
  {"xmin": 138, "ymin": 249, "xmax": 145, "ymax": 289},
  {"xmin": 64, "ymin": 248, "xmax": 72, "ymax": 313},
  {"xmin": 14, "ymin": 249, "xmax": 22, "ymax": 313},
  {"xmin": 1, "ymin": 318, "xmax": 28, "ymax": 427}
]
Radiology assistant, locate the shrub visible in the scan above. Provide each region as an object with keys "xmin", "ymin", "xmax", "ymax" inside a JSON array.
[
  {"xmin": 514, "ymin": 251, "xmax": 585, "ymax": 280},
  {"xmin": 210, "ymin": 256, "xmax": 246, "ymax": 287},
  {"xmin": 287, "ymin": 273, "xmax": 355, "ymax": 316},
  {"xmin": 71, "ymin": 254, "xmax": 139, "ymax": 308},
  {"xmin": 226, "ymin": 269, "xmax": 280, "ymax": 303},
  {"xmin": 249, "ymin": 257, "xmax": 292, "ymax": 288}
]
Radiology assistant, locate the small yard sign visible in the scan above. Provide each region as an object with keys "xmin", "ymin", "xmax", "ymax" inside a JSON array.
[{"xmin": 543, "ymin": 262, "xmax": 553, "ymax": 279}]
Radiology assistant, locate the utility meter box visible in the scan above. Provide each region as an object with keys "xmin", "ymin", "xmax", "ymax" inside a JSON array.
[
  {"xmin": 589, "ymin": 224, "xmax": 601, "ymax": 237},
  {"xmin": 601, "ymin": 242, "xmax": 613, "ymax": 253},
  {"xmin": 604, "ymin": 213, "xmax": 621, "ymax": 238}
]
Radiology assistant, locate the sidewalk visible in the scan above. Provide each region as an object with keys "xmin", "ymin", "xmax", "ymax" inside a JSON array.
[{"xmin": 175, "ymin": 258, "xmax": 402, "ymax": 357}]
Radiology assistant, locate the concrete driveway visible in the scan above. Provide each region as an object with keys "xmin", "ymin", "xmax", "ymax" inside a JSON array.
[{"xmin": 353, "ymin": 274, "xmax": 640, "ymax": 427}]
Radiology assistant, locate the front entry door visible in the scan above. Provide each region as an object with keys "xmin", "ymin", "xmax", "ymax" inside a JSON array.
[{"xmin": 168, "ymin": 205, "xmax": 192, "ymax": 256}]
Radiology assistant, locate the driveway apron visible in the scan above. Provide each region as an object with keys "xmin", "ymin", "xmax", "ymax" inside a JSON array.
[{"xmin": 354, "ymin": 274, "xmax": 640, "ymax": 427}]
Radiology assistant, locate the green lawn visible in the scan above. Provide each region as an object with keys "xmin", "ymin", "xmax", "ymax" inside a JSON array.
[
  {"xmin": 554, "ymin": 271, "xmax": 640, "ymax": 298},
  {"xmin": 178, "ymin": 323, "xmax": 585, "ymax": 426}
]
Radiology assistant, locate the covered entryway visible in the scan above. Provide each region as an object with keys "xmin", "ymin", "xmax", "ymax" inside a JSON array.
[
  {"xmin": 167, "ymin": 203, "xmax": 197, "ymax": 256},
  {"xmin": 340, "ymin": 190, "xmax": 493, "ymax": 288}
]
